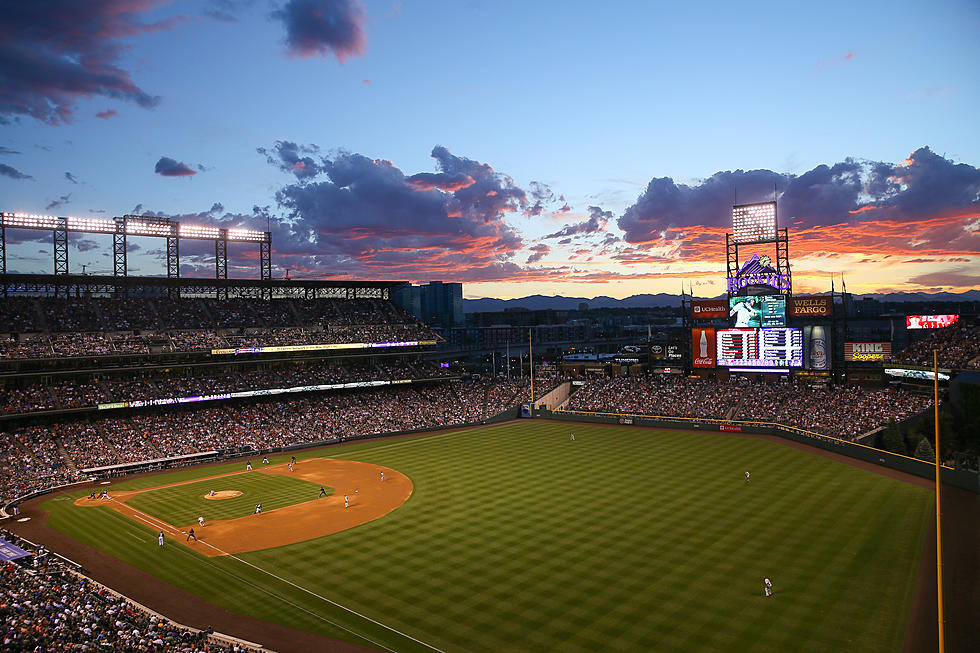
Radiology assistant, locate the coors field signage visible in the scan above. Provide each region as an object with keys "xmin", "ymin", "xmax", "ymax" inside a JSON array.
[
  {"xmin": 691, "ymin": 300, "xmax": 728, "ymax": 319},
  {"xmin": 727, "ymin": 253, "xmax": 790, "ymax": 294},
  {"xmin": 790, "ymin": 296, "xmax": 832, "ymax": 317},
  {"xmin": 844, "ymin": 342, "xmax": 892, "ymax": 362}
]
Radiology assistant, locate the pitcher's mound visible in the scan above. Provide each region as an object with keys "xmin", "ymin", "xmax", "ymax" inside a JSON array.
[{"xmin": 204, "ymin": 491, "xmax": 242, "ymax": 500}]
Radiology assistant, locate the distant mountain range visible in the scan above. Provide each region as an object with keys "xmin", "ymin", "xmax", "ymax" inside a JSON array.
[{"xmin": 463, "ymin": 290, "xmax": 980, "ymax": 313}]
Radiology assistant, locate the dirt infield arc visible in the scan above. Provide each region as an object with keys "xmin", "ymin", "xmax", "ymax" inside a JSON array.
[{"xmin": 75, "ymin": 458, "xmax": 413, "ymax": 556}]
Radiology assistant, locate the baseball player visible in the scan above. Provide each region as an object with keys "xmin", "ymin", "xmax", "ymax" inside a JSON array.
[
  {"xmin": 158, "ymin": 531, "xmax": 164, "ymax": 547},
  {"xmin": 255, "ymin": 503, "xmax": 262, "ymax": 514},
  {"xmin": 291, "ymin": 455, "xmax": 296, "ymax": 464},
  {"xmin": 262, "ymin": 456, "xmax": 270, "ymax": 464},
  {"xmin": 246, "ymin": 460, "xmax": 252, "ymax": 471},
  {"xmin": 745, "ymin": 470, "xmax": 750, "ymax": 483},
  {"xmin": 288, "ymin": 462, "xmax": 294, "ymax": 472},
  {"xmin": 570, "ymin": 433, "xmax": 575, "ymax": 441},
  {"xmin": 344, "ymin": 494, "xmax": 349, "ymax": 509},
  {"xmin": 380, "ymin": 471, "xmax": 385, "ymax": 482},
  {"xmin": 318, "ymin": 486, "xmax": 328, "ymax": 498},
  {"xmin": 198, "ymin": 516, "xmax": 205, "ymax": 528},
  {"xmin": 764, "ymin": 577, "xmax": 772, "ymax": 597},
  {"xmin": 208, "ymin": 489, "xmax": 215, "ymax": 497},
  {"xmin": 186, "ymin": 528, "xmax": 197, "ymax": 542}
]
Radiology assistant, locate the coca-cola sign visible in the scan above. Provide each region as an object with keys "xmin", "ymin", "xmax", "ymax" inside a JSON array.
[{"xmin": 692, "ymin": 328, "xmax": 716, "ymax": 368}]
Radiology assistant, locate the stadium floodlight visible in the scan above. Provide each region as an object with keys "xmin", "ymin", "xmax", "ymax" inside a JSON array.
[
  {"xmin": 732, "ymin": 201, "xmax": 777, "ymax": 243},
  {"xmin": 2, "ymin": 212, "xmax": 63, "ymax": 229},
  {"xmin": 66, "ymin": 217, "xmax": 115, "ymax": 233},
  {"xmin": 126, "ymin": 220, "xmax": 174, "ymax": 236},
  {"xmin": 180, "ymin": 224, "xmax": 222, "ymax": 239},
  {"xmin": 226, "ymin": 227, "xmax": 267, "ymax": 242}
]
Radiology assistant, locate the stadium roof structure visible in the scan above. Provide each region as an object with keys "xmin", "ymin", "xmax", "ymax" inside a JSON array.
[{"xmin": 0, "ymin": 272, "xmax": 408, "ymax": 300}]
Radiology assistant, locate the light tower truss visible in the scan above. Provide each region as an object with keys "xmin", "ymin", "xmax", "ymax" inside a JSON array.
[{"xmin": 0, "ymin": 212, "xmax": 272, "ymax": 299}]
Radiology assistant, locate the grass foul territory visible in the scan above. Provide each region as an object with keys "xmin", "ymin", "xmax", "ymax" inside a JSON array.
[{"xmin": 43, "ymin": 422, "xmax": 933, "ymax": 653}]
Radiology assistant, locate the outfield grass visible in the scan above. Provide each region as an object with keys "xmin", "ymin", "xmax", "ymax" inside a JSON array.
[
  {"xmin": 124, "ymin": 472, "xmax": 330, "ymax": 527},
  {"xmin": 43, "ymin": 422, "xmax": 933, "ymax": 652}
]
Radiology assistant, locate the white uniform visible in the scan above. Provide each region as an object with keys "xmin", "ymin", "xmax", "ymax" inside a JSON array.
[
  {"xmin": 380, "ymin": 472, "xmax": 384, "ymax": 482},
  {"xmin": 745, "ymin": 471, "xmax": 750, "ymax": 482},
  {"xmin": 764, "ymin": 577, "xmax": 772, "ymax": 597},
  {"xmin": 158, "ymin": 532, "xmax": 164, "ymax": 546},
  {"xmin": 344, "ymin": 495, "xmax": 349, "ymax": 508},
  {"xmin": 246, "ymin": 461, "xmax": 252, "ymax": 471},
  {"xmin": 570, "ymin": 433, "xmax": 575, "ymax": 440},
  {"xmin": 198, "ymin": 516, "xmax": 205, "ymax": 527}
]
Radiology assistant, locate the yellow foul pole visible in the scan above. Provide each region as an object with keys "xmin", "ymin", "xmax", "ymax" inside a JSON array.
[
  {"xmin": 934, "ymin": 349, "xmax": 944, "ymax": 653},
  {"xmin": 529, "ymin": 329, "xmax": 534, "ymax": 409}
]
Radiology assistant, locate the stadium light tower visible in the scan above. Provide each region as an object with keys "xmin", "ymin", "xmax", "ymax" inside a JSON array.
[{"xmin": 725, "ymin": 201, "xmax": 791, "ymax": 299}]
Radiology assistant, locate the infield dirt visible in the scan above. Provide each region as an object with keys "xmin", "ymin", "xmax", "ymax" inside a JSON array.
[{"xmin": 74, "ymin": 458, "xmax": 412, "ymax": 556}]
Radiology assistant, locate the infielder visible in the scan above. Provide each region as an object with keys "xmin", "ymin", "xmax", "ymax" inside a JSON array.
[
  {"xmin": 262, "ymin": 456, "xmax": 270, "ymax": 464},
  {"xmin": 318, "ymin": 487, "xmax": 328, "ymax": 498},
  {"xmin": 198, "ymin": 516, "xmax": 205, "ymax": 528},
  {"xmin": 380, "ymin": 471, "xmax": 385, "ymax": 482},
  {"xmin": 764, "ymin": 577, "xmax": 772, "ymax": 597},
  {"xmin": 246, "ymin": 460, "xmax": 252, "ymax": 471},
  {"xmin": 255, "ymin": 503, "xmax": 262, "ymax": 514},
  {"xmin": 288, "ymin": 462, "xmax": 294, "ymax": 472},
  {"xmin": 344, "ymin": 494, "xmax": 349, "ymax": 509}
]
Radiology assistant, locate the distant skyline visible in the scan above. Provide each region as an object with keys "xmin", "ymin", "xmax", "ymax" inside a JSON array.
[{"xmin": 1, "ymin": 0, "xmax": 978, "ymax": 299}]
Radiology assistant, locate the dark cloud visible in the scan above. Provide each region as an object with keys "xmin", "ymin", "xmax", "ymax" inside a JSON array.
[
  {"xmin": 74, "ymin": 238, "xmax": 98, "ymax": 252},
  {"xmin": 0, "ymin": 146, "xmax": 21, "ymax": 155},
  {"xmin": 45, "ymin": 194, "xmax": 72, "ymax": 211},
  {"xmin": 906, "ymin": 267, "xmax": 979, "ymax": 289},
  {"xmin": 95, "ymin": 109, "xmax": 118, "ymax": 119},
  {"xmin": 543, "ymin": 205, "xmax": 611, "ymax": 239},
  {"xmin": 257, "ymin": 141, "xmax": 325, "ymax": 179},
  {"xmin": 526, "ymin": 244, "xmax": 550, "ymax": 264},
  {"xmin": 271, "ymin": 0, "xmax": 367, "ymax": 63},
  {"xmin": 204, "ymin": 0, "xmax": 254, "ymax": 22},
  {"xmin": 154, "ymin": 157, "xmax": 198, "ymax": 177},
  {"xmin": 619, "ymin": 147, "xmax": 980, "ymax": 256},
  {"xmin": 266, "ymin": 144, "xmax": 529, "ymax": 282},
  {"xmin": 0, "ymin": 163, "xmax": 33, "ymax": 180},
  {"xmin": 524, "ymin": 181, "xmax": 556, "ymax": 217},
  {"xmin": 0, "ymin": 0, "xmax": 172, "ymax": 125},
  {"xmin": 65, "ymin": 172, "xmax": 79, "ymax": 184}
]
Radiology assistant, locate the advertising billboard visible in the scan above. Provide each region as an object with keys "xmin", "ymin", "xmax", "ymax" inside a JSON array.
[
  {"xmin": 802, "ymin": 325, "xmax": 831, "ymax": 370},
  {"xmin": 790, "ymin": 296, "xmax": 833, "ymax": 317},
  {"xmin": 906, "ymin": 315, "xmax": 959, "ymax": 329},
  {"xmin": 844, "ymin": 342, "xmax": 892, "ymax": 362},
  {"xmin": 691, "ymin": 300, "xmax": 728, "ymax": 319},
  {"xmin": 665, "ymin": 344, "xmax": 684, "ymax": 361},
  {"xmin": 692, "ymin": 328, "xmax": 716, "ymax": 368},
  {"xmin": 716, "ymin": 327, "xmax": 803, "ymax": 368},
  {"xmin": 729, "ymin": 295, "xmax": 786, "ymax": 328}
]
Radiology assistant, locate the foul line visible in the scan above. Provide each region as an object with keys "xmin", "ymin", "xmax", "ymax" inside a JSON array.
[{"xmin": 111, "ymin": 498, "xmax": 443, "ymax": 653}]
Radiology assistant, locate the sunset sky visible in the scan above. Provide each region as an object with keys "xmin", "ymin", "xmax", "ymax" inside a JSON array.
[{"xmin": 1, "ymin": 0, "xmax": 978, "ymax": 299}]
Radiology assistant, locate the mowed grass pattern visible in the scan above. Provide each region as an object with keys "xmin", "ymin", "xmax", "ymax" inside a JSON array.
[
  {"xmin": 44, "ymin": 422, "xmax": 933, "ymax": 653},
  {"xmin": 125, "ymin": 472, "xmax": 330, "ymax": 527}
]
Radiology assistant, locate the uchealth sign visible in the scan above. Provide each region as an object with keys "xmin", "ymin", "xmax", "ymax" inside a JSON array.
[
  {"xmin": 692, "ymin": 300, "xmax": 728, "ymax": 319},
  {"xmin": 692, "ymin": 328, "xmax": 716, "ymax": 368},
  {"xmin": 790, "ymin": 296, "xmax": 832, "ymax": 317},
  {"xmin": 845, "ymin": 342, "xmax": 892, "ymax": 362}
]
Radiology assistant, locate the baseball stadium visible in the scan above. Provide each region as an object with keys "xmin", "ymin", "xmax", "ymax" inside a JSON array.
[{"xmin": 1, "ymin": 206, "xmax": 978, "ymax": 653}]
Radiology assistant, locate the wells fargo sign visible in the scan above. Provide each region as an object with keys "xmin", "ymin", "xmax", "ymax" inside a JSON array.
[
  {"xmin": 790, "ymin": 296, "xmax": 832, "ymax": 317},
  {"xmin": 844, "ymin": 342, "xmax": 892, "ymax": 362}
]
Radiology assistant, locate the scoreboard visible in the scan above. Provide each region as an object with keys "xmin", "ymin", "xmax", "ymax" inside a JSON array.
[{"xmin": 717, "ymin": 328, "xmax": 803, "ymax": 368}]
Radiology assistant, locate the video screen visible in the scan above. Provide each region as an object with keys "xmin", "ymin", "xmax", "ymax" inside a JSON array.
[
  {"xmin": 906, "ymin": 314, "xmax": 958, "ymax": 329},
  {"xmin": 716, "ymin": 327, "xmax": 802, "ymax": 368},
  {"xmin": 729, "ymin": 295, "xmax": 786, "ymax": 328}
]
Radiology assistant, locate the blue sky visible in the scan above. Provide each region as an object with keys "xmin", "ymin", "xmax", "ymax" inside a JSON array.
[{"xmin": 1, "ymin": 0, "xmax": 978, "ymax": 298}]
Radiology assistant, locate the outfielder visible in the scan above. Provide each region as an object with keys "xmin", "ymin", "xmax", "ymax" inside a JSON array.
[
  {"xmin": 198, "ymin": 515, "xmax": 205, "ymax": 528},
  {"xmin": 745, "ymin": 470, "xmax": 750, "ymax": 483},
  {"xmin": 764, "ymin": 577, "xmax": 772, "ymax": 597},
  {"xmin": 255, "ymin": 503, "xmax": 262, "ymax": 514},
  {"xmin": 158, "ymin": 531, "xmax": 164, "ymax": 547}
]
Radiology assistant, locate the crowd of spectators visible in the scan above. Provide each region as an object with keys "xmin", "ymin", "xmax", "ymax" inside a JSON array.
[
  {"xmin": 0, "ymin": 297, "xmax": 437, "ymax": 359},
  {"xmin": 0, "ymin": 530, "xmax": 261, "ymax": 652},
  {"xmin": 2, "ymin": 360, "xmax": 455, "ymax": 415},
  {"xmin": 892, "ymin": 322, "xmax": 980, "ymax": 370},
  {"xmin": 565, "ymin": 375, "xmax": 932, "ymax": 439}
]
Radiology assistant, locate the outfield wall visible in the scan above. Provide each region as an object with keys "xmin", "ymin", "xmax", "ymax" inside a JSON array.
[{"xmin": 540, "ymin": 408, "xmax": 979, "ymax": 493}]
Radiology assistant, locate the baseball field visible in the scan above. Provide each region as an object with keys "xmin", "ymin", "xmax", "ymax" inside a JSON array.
[{"xmin": 35, "ymin": 421, "xmax": 935, "ymax": 652}]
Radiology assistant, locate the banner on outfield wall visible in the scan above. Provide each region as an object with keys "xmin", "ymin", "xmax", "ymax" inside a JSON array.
[
  {"xmin": 789, "ymin": 296, "xmax": 833, "ymax": 317},
  {"xmin": 691, "ymin": 300, "xmax": 729, "ymax": 319},
  {"xmin": 844, "ymin": 342, "xmax": 892, "ymax": 362},
  {"xmin": 719, "ymin": 424, "xmax": 743, "ymax": 432},
  {"xmin": 692, "ymin": 328, "xmax": 716, "ymax": 368}
]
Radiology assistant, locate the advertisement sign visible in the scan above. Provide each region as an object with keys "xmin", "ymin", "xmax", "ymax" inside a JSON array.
[
  {"xmin": 844, "ymin": 342, "xmax": 892, "ymax": 362},
  {"xmin": 790, "ymin": 296, "xmax": 833, "ymax": 317},
  {"xmin": 691, "ymin": 300, "xmax": 728, "ymax": 319},
  {"xmin": 716, "ymin": 327, "xmax": 803, "ymax": 368},
  {"xmin": 906, "ymin": 315, "xmax": 959, "ymax": 329},
  {"xmin": 802, "ymin": 325, "xmax": 831, "ymax": 370},
  {"xmin": 727, "ymin": 253, "xmax": 791, "ymax": 294},
  {"xmin": 650, "ymin": 344, "xmax": 665, "ymax": 359},
  {"xmin": 692, "ymin": 328, "xmax": 716, "ymax": 368},
  {"xmin": 719, "ymin": 424, "xmax": 743, "ymax": 432},
  {"xmin": 885, "ymin": 368, "xmax": 951, "ymax": 382},
  {"xmin": 729, "ymin": 295, "xmax": 786, "ymax": 328},
  {"xmin": 665, "ymin": 344, "xmax": 683, "ymax": 361}
]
